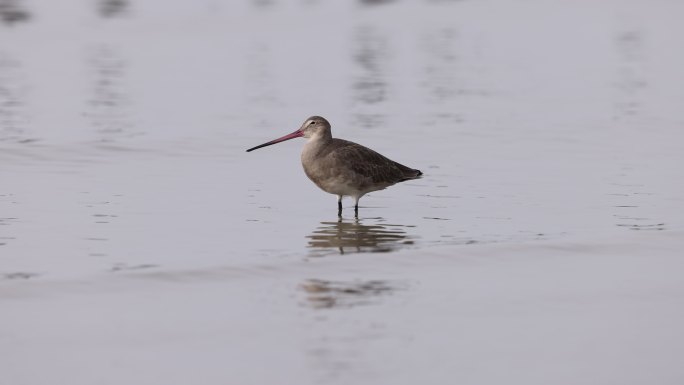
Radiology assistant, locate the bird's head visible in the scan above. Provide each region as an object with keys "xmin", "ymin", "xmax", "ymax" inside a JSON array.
[
  {"xmin": 298, "ymin": 116, "xmax": 331, "ymax": 139},
  {"xmin": 246, "ymin": 116, "xmax": 332, "ymax": 152}
]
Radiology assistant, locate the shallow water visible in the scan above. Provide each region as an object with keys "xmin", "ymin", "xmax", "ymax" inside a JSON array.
[
  {"xmin": 1, "ymin": 0, "xmax": 681, "ymax": 276},
  {"xmin": 2, "ymin": 0, "xmax": 684, "ymax": 384}
]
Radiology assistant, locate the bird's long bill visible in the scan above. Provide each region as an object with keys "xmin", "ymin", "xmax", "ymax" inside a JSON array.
[{"xmin": 246, "ymin": 130, "xmax": 304, "ymax": 152}]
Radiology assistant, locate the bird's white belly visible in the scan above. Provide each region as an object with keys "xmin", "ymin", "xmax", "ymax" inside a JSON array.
[
  {"xmin": 305, "ymin": 170, "xmax": 361, "ymax": 196},
  {"xmin": 320, "ymin": 177, "xmax": 364, "ymax": 196}
]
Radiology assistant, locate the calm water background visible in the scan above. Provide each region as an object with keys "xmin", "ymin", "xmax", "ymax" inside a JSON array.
[
  {"xmin": 2, "ymin": 0, "xmax": 681, "ymax": 274},
  {"xmin": 2, "ymin": 1, "xmax": 684, "ymax": 384}
]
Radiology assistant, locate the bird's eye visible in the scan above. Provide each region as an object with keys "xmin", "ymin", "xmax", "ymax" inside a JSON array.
[{"xmin": 309, "ymin": 121, "xmax": 315, "ymax": 125}]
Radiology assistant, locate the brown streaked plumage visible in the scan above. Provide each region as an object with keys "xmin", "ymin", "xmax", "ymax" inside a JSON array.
[{"xmin": 246, "ymin": 116, "xmax": 422, "ymax": 216}]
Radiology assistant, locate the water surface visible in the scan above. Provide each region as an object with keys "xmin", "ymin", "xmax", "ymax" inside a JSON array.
[{"xmin": 2, "ymin": 1, "xmax": 684, "ymax": 384}]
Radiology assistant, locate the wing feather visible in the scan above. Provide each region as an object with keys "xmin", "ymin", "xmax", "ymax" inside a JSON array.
[{"xmin": 328, "ymin": 140, "xmax": 419, "ymax": 187}]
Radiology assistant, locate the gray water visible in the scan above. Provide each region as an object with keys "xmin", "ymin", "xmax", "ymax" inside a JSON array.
[{"xmin": 2, "ymin": 1, "xmax": 684, "ymax": 384}]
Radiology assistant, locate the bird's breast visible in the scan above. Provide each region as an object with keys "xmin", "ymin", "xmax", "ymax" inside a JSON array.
[{"xmin": 301, "ymin": 143, "xmax": 363, "ymax": 196}]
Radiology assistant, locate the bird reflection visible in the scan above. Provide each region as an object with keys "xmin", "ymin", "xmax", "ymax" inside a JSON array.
[
  {"xmin": 306, "ymin": 217, "xmax": 415, "ymax": 257},
  {"xmin": 97, "ymin": 0, "xmax": 129, "ymax": 18},
  {"xmin": 301, "ymin": 279, "xmax": 402, "ymax": 309},
  {"xmin": 86, "ymin": 44, "xmax": 135, "ymax": 141},
  {"xmin": 0, "ymin": 52, "xmax": 30, "ymax": 142},
  {"xmin": 0, "ymin": 0, "xmax": 30, "ymax": 25},
  {"xmin": 350, "ymin": 25, "xmax": 389, "ymax": 128},
  {"xmin": 613, "ymin": 30, "xmax": 646, "ymax": 120}
]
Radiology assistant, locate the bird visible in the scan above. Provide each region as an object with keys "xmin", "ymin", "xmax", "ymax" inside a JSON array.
[{"xmin": 246, "ymin": 116, "xmax": 422, "ymax": 217}]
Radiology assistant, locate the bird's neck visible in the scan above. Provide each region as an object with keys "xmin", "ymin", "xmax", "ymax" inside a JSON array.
[
  {"xmin": 302, "ymin": 132, "xmax": 332, "ymax": 160},
  {"xmin": 305, "ymin": 131, "xmax": 332, "ymax": 146}
]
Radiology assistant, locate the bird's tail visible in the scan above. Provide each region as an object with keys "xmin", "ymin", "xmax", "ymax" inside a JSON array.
[{"xmin": 399, "ymin": 168, "xmax": 423, "ymax": 182}]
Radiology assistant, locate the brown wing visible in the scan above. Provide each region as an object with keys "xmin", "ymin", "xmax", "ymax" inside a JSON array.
[{"xmin": 328, "ymin": 139, "xmax": 421, "ymax": 188}]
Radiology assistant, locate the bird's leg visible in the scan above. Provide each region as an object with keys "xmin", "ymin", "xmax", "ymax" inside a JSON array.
[
  {"xmin": 353, "ymin": 196, "xmax": 360, "ymax": 218},
  {"xmin": 337, "ymin": 195, "xmax": 343, "ymax": 217}
]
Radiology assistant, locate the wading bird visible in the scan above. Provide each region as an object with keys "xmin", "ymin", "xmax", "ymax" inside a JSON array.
[{"xmin": 246, "ymin": 116, "xmax": 422, "ymax": 217}]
